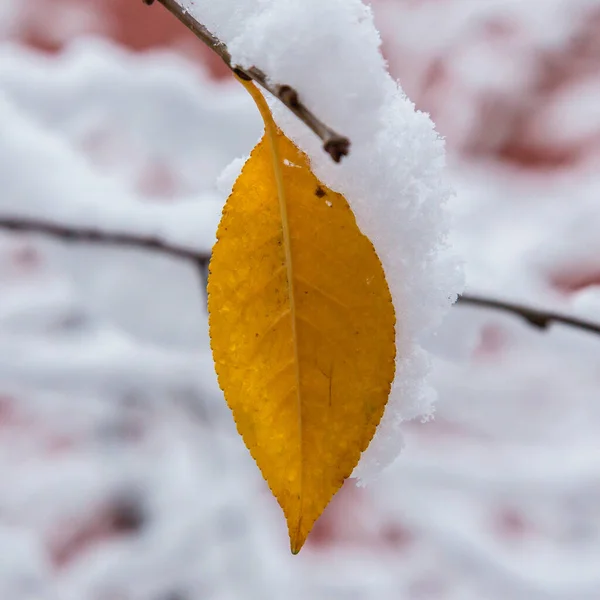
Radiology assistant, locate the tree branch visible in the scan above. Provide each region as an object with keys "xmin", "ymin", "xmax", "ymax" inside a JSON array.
[
  {"xmin": 456, "ymin": 294, "xmax": 600, "ymax": 336},
  {"xmin": 0, "ymin": 216, "xmax": 210, "ymax": 267},
  {"xmin": 142, "ymin": 0, "xmax": 350, "ymax": 163},
  {"xmin": 1, "ymin": 215, "xmax": 599, "ymax": 338}
]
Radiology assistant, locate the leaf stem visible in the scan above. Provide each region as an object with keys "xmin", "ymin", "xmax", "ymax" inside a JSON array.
[{"xmin": 143, "ymin": 0, "xmax": 350, "ymax": 162}]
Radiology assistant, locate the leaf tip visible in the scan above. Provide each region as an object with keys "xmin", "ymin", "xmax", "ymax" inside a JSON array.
[
  {"xmin": 288, "ymin": 514, "xmax": 308, "ymax": 555},
  {"xmin": 289, "ymin": 533, "xmax": 306, "ymax": 555}
]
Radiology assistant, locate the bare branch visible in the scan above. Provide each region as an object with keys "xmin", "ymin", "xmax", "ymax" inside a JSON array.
[
  {"xmin": 0, "ymin": 216, "xmax": 210, "ymax": 267},
  {"xmin": 143, "ymin": 0, "xmax": 350, "ymax": 163},
  {"xmin": 457, "ymin": 294, "xmax": 600, "ymax": 337},
  {"xmin": 2, "ymin": 216, "xmax": 600, "ymax": 338}
]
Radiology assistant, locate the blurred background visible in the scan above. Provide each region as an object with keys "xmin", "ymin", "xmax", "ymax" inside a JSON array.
[{"xmin": 1, "ymin": 1, "xmax": 600, "ymax": 599}]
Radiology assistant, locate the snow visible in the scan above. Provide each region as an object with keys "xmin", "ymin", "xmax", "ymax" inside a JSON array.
[
  {"xmin": 183, "ymin": 0, "xmax": 462, "ymax": 477},
  {"xmin": 1, "ymin": 0, "xmax": 600, "ymax": 598}
]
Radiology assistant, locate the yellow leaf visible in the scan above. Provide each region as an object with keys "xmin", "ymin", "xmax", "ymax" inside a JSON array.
[{"xmin": 207, "ymin": 77, "xmax": 396, "ymax": 553}]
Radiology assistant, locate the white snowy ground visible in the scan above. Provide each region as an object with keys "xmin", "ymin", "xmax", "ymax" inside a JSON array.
[{"xmin": 1, "ymin": 7, "xmax": 600, "ymax": 600}]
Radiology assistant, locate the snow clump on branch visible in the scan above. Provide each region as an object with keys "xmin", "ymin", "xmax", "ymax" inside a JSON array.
[{"xmin": 182, "ymin": 0, "xmax": 464, "ymax": 479}]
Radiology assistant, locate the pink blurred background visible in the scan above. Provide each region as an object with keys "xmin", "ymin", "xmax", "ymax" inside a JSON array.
[{"xmin": 2, "ymin": 2, "xmax": 600, "ymax": 599}]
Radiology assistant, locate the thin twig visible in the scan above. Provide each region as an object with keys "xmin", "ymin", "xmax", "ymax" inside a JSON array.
[
  {"xmin": 1, "ymin": 215, "xmax": 600, "ymax": 338},
  {"xmin": 0, "ymin": 217, "xmax": 210, "ymax": 267},
  {"xmin": 457, "ymin": 294, "xmax": 600, "ymax": 336},
  {"xmin": 142, "ymin": 0, "xmax": 350, "ymax": 162}
]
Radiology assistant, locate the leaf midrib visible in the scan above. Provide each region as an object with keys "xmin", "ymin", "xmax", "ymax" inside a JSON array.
[{"xmin": 239, "ymin": 78, "xmax": 305, "ymax": 549}]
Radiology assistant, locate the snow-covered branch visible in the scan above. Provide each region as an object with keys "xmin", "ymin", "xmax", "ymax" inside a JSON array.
[
  {"xmin": 2, "ymin": 215, "xmax": 598, "ymax": 338},
  {"xmin": 143, "ymin": 0, "xmax": 351, "ymax": 162}
]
